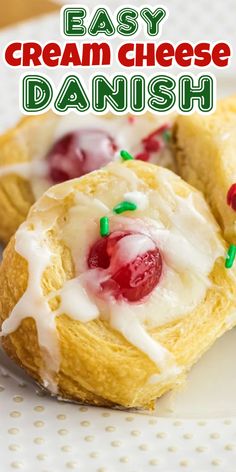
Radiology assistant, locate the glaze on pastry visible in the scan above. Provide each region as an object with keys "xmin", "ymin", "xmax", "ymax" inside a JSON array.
[
  {"xmin": 0, "ymin": 112, "xmax": 173, "ymax": 243},
  {"xmin": 0, "ymin": 159, "xmax": 235, "ymax": 410},
  {"xmin": 174, "ymin": 95, "xmax": 236, "ymax": 244}
]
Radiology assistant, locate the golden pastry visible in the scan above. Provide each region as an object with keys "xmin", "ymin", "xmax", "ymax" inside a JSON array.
[
  {"xmin": 174, "ymin": 95, "xmax": 236, "ymax": 244},
  {"xmin": 0, "ymin": 112, "xmax": 173, "ymax": 244},
  {"xmin": 0, "ymin": 159, "xmax": 235, "ymax": 410}
]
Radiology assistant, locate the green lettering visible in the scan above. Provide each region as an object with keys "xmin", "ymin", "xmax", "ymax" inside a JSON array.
[
  {"xmin": 117, "ymin": 8, "xmax": 138, "ymax": 36},
  {"xmin": 22, "ymin": 75, "xmax": 52, "ymax": 112},
  {"xmin": 54, "ymin": 76, "xmax": 89, "ymax": 112},
  {"xmin": 141, "ymin": 7, "xmax": 166, "ymax": 36},
  {"xmin": 92, "ymin": 75, "xmax": 127, "ymax": 112},
  {"xmin": 63, "ymin": 7, "xmax": 86, "ymax": 36},
  {"xmin": 148, "ymin": 75, "xmax": 176, "ymax": 112},
  {"xmin": 179, "ymin": 75, "xmax": 214, "ymax": 112},
  {"xmin": 88, "ymin": 8, "xmax": 115, "ymax": 36},
  {"xmin": 130, "ymin": 76, "xmax": 145, "ymax": 112}
]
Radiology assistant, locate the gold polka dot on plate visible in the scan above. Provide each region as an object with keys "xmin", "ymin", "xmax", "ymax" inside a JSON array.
[
  {"xmin": 10, "ymin": 411, "xmax": 21, "ymax": 418},
  {"xmin": 58, "ymin": 429, "xmax": 68, "ymax": 436},
  {"xmin": 61, "ymin": 446, "xmax": 72, "ymax": 453},
  {"xmin": 90, "ymin": 452, "xmax": 99, "ymax": 458},
  {"xmin": 80, "ymin": 421, "xmax": 90, "ymax": 427},
  {"xmin": 66, "ymin": 462, "xmax": 78, "ymax": 469},
  {"xmin": 57, "ymin": 414, "xmax": 66, "ymax": 420},
  {"xmin": 183, "ymin": 433, "xmax": 193, "ymax": 439},
  {"xmin": 149, "ymin": 459, "xmax": 159, "ymax": 466},
  {"xmin": 149, "ymin": 419, "xmax": 157, "ymax": 425},
  {"xmin": 79, "ymin": 406, "xmax": 88, "ymax": 412},
  {"xmin": 8, "ymin": 428, "xmax": 19, "ymax": 435},
  {"xmin": 10, "ymin": 462, "xmax": 23, "ymax": 469},
  {"xmin": 111, "ymin": 441, "xmax": 121, "ymax": 447},
  {"xmin": 13, "ymin": 396, "xmax": 23, "ymax": 403},
  {"xmin": 139, "ymin": 444, "xmax": 148, "ymax": 451},
  {"xmin": 9, "ymin": 444, "xmax": 21, "ymax": 451},
  {"xmin": 34, "ymin": 405, "xmax": 45, "ymax": 412},
  {"xmin": 34, "ymin": 437, "xmax": 44, "ymax": 445},
  {"xmin": 196, "ymin": 446, "xmax": 206, "ymax": 453},
  {"xmin": 125, "ymin": 416, "xmax": 134, "ymax": 422},
  {"xmin": 225, "ymin": 444, "xmax": 235, "ymax": 451},
  {"xmin": 37, "ymin": 454, "xmax": 47, "ymax": 461},
  {"xmin": 105, "ymin": 426, "xmax": 115, "ymax": 432},
  {"xmin": 18, "ymin": 382, "xmax": 26, "ymax": 388},
  {"xmin": 34, "ymin": 421, "xmax": 44, "ymax": 428}
]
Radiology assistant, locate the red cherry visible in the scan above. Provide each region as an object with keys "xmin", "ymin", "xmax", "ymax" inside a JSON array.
[
  {"xmin": 143, "ymin": 138, "xmax": 161, "ymax": 153},
  {"xmin": 227, "ymin": 184, "xmax": 236, "ymax": 211},
  {"xmin": 87, "ymin": 231, "xmax": 162, "ymax": 302},
  {"xmin": 46, "ymin": 129, "xmax": 117, "ymax": 183},
  {"xmin": 88, "ymin": 231, "xmax": 131, "ymax": 269},
  {"xmin": 141, "ymin": 124, "xmax": 170, "ymax": 155}
]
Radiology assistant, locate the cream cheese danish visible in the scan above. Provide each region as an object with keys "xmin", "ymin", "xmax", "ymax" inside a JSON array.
[
  {"xmin": 0, "ymin": 159, "xmax": 235, "ymax": 409},
  {"xmin": 0, "ymin": 112, "xmax": 173, "ymax": 243}
]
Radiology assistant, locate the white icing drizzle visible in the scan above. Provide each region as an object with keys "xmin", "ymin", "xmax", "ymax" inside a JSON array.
[
  {"xmin": 0, "ymin": 161, "xmax": 50, "ymax": 200},
  {"xmin": 109, "ymin": 302, "xmax": 180, "ymax": 378},
  {"xmin": 0, "ymin": 222, "xmax": 59, "ymax": 393},
  {"xmin": 0, "ymin": 161, "xmax": 48, "ymax": 180},
  {"xmin": 55, "ymin": 278, "xmax": 99, "ymax": 322},
  {"xmin": 0, "ymin": 162, "xmax": 32, "ymax": 179},
  {"xmin": 124, "ymin": 191, "xmax": 148, "ymax": 210},
  {"xmin": 0, "ymin": 162, "xmax": 225, "ymax": 392}
]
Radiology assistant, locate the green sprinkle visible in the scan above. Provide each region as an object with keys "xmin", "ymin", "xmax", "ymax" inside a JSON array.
[
  {"xmin": 225, "ymin": 244, "xmax": 236, "ymax": 269},
  {"xmin": 113, "ymin": 201, "xmax": 137, "ymax": 214},
  {"xmin": 120, "ymin": 150, "xmax": 134, "ymax": 161},
  {"xmin": 100, "ymin": 216, "xmax": 110, "ymax": 237},
  {"xmin": 163, "ymin": 129, "xmax": 171, "ymax": 143}
]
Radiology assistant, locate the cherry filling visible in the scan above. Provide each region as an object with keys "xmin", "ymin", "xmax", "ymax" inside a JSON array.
[
  {"xmin": 227, "ymin": 184, "xmax": 236, "ymax": 211},
  {"xmin": 46, "ymin": 129, "xmax": 117, "ymax": 183},
  {"xmin": 135, "ymin": 124, "xmax": 170, "ymax": 162},
  {"xmin": 88, "ymin": 231, "xmax": 163, "ymax": 302}
]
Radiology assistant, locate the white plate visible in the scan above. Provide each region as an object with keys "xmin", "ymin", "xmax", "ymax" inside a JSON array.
[{"xmin": 1, "ymin": 3, "xmax": 236, "ymax": 471}]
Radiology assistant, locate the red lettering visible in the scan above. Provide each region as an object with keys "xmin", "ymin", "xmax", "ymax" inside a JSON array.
[
  {"xmin": 156, "ymin": 42, "xmax": 174, "ymax": 67},
  {"xmin": 61, "ymin": 43, "xmax": 82, "ymax": 66},
  {"xmin": 175, "ymin": 42, "xmax": 193, "ymax": 67},
  {"xmin": 42, "ymin": 43, "xmax": 61, "ymax": 67},
  {"xmin": 22, "ymin": 42, "xmax": 42, "ymax": 66},
  {"xmin": 5, "ymin": 42, "xmax": 22, "ymax": 66},
  {"xmin": 118, "ymin": 43, "xmax": 135, "ymax": 67},
  {"xmin": 194, "ymin": 43, "xmax": 211, "ymax": 66},
  {"xmin": 135, "ymin": 43, "xmax": 155, "ymax": 66},
  {"xmin": 82, "ymin": 43, "xmax": 111, "ymax": 66},
  {"xmin": 212, "ymin": 42, "xmax": 231, "ymax": 67}
]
